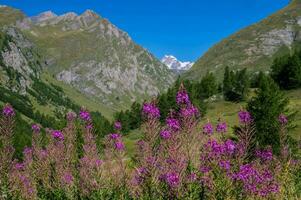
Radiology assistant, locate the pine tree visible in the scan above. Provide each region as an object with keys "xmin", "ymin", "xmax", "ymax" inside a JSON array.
[
  {"xmin": 223, "ymin": 67, "xmax": 249, "ymax": 102},
  {"xmin": 235, "ymin": 68, "xmax": 249, "ymax": 101},
  {"xmin": 198, "ymin": 72, "xmax": 218, "ymax": 99},
  {"xmin": 271, "ymin": 51, "xmax": 301, "ymax": 89},
  {"xmin": 247, "ymin": 75, "xmax": 289, "ymax": 152},
  {"xmin": 223, "ymin": 66, "xmax": 232, "ymax": 100}
]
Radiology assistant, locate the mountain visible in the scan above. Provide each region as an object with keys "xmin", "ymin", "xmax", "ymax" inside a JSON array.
[
  {"xmin": 161, "ymin": 55, "xmax": 193, "ymax": 73},
  {"xmin": 0, "ymin": 6, "xmax": 126, "ymax": 119},
  {"xmin": 0, "ymin": 24, "xmax": 114, "ymax": 120},
  {"xmin": 183, "ymin": 0, "xmax": 301, "ymax": 80},
  {"xmin": 13, "ymin": 9, "xmax": 175, "ymax": 109}
]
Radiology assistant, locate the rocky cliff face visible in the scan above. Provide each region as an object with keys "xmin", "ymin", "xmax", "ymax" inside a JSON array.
[
  {"xmin": 14, "ymin": 9, "xmax": 175, "ymax": 107},
  {"xmin": 0, "ymin": 27, "xmax": 41, "ymax": 94},
  {"xmin": 184, "ymin": 0, "xmax": 301, "ymax": 80}
]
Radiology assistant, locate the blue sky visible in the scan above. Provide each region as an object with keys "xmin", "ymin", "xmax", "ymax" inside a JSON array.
[{"xmin": 1, "ymin": 0, "xmax": 290, "ymax": 61}]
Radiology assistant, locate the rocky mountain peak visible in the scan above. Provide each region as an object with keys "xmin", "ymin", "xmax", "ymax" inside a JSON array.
[
  {"xmin": 81, "ymin": 9, "xmax": 98, "ymax": 17},
  {"xmin": 80, "ymin": 9, "xmax": 100, "ymax": 25},
  {"xmin": 59, "ymin": 12, "xmax": 78, "ymax": 20},
  {"xmin": 31, "ymin": 11, "xmax": 57, "ymax": 22},
  {"xmin": 161, "ymin": 55, "xmax": 193, "ymax": 73}
]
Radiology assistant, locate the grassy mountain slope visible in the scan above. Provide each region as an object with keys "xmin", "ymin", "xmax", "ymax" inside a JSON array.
[{"xmin": 184, "ymin": 0, "xmax": 301, "ymax": 80}]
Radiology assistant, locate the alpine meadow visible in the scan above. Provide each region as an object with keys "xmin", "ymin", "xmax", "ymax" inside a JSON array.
[{"xmin": 1, "ymin": 0, "xmax": 301, "ymax": 199}]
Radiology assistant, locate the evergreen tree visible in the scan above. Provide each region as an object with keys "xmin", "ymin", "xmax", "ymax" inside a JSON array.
[
  {"xmin": 235, "ymin": 68, "xmax": 249, "ymax": 101},
  {"xmin": 271, "ymin": 51, "xmax": 301, "ymax": 89},
  {"xmin": 223, "ymin": 66, "xmax": 232, "ymax": 100},
  {"xmin": 198, "ymin": 72, "xmax": 218, "ymax": 99},
  {"xmin": 251, "ymin": 71, "xmax": 266, "ymax": 88},
  {"xmin": 247, "ymin": 75, "xmax": 289, "ymax": 152},
  {"xmin": 223, "ymin": 67, "xmax": 249, "ymax": 102}
]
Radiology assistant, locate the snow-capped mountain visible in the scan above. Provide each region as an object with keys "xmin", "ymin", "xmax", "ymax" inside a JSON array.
[{"xmin": 161, "ymin": 55, "xmax": 193, "ymax": 73}]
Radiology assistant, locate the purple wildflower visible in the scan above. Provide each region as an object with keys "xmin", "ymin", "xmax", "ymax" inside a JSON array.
[
  {"xmin": 114, "ymin": 121, "xmax": 122, "ymax": 130},
  {"xmin": 95, "ymin": 159, "xmax": 103, "ymax": 167},
  {"xmin": 63, "ymin": 172, "xmax": 74, "ymax": 185},
  {"xmin": 165, "ymin": 172, "xmax": 180, "ymax": 187},
  {"xmin": 160, "ymin": 130, "xmax": 172, "ymax": 140},
  {"xmin": 51, "ymin": 130, "xmax": 64, "ymax": 140},
  {"xmin": 200, "ymin": 166, "xmax": 212, "ymax": 173},
  {"xmin": 219, "ymin": 160, "xmax": 231, "ymax": 170},
  {"xmin": 180, "ymin": 105, "xmax": 199, "ymax": 117},
  {"xmin": 224, "ymin": 139, "xmax": 236, "ymax": 154},
  {"xmin": 142, "ymin": 102, "xmax": 160, "ymax": 119},
  {"xmin": 115, "ymin": 141, "xmax": 125, "ymax": 151},
  {"xmin": 187, "ymin": 173, "xmax": 197, "ymax": 182},
  {"xmin": 216, "ymin": 122, "xmax": 227, "ymax": 133},
  {"xmin": 176, "ymin": 90, "xmax": 190, "ymax": 105},
  {"xmin": 23, "ymin": 147, "xmax": 33, "ymax": 156},
  {"xmin": 137, "ymin": 167, "xmax": 147, "ymax": 175},
  {"xmin": 109, "ymin": 133, "xmax": 121, "ymax": 140},
  {"xmin": 166, "ymin": 117, "xmax": 180, "ymax": 131},
  {"xmin": 2, "ymin": 104, "xmax": 15, "ymax": 117},
  {"xmin": 238, "ymin": 110, "xmax": 252, "ymax": 124},
  {"xmin": 31, "ymin": 124, "xmax": 41, "ymax": 134},
  {"xmin": 278, "ymin": 114, "xmax": 288, "ymax": 125},
  {"xmin": 66, "ymin": 111, "xmax": 77, "ymax": 121},
  {"xmin": 79, "ymin": 108, "xmax": 91, "ymax": 122},
  {"xmin": 15, "ymin": 162, "xmax": 25, "ymax": 170},
  {"xmin": 232, "ymin": 164, "xmax": 279, "ymax": 197},
  {"xmin": 203, "ymin": 123, "xmax": 214, "ymax": 135},
  {"xmin": 255, "ymin": 148, "xmax": 273, "ymax": 161}
]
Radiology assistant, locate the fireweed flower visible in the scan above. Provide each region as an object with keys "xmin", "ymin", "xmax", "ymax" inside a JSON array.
[
  {"xmin": 2, "ymin": 104, "xmax": 15, "ymax": 117},
  {"xmin": 219, "ymin": 160, "xmax": 231, "ymax": 171},
  {"xmin": 255, "ymin": 148, "xmax": 273, "ymax": 161},
  {"xmin": 95, "ymin": 159, "xmax": 103, "ymax": 167},
  {"xmin": 166, "ymin": 117, "xmax": 180, "ymax": 131},
  {"xmin": 114, "ymin": 121, "xmax": 122, "ymax": 130},
  {"xmin": 238, "ymin": 110, "xmax": 252, "ymax": 124},
  {"xmin": 200, "ymin": 166, "xmax": 212, "ymax": 173},
  {"xmin": 66, "ymin": 111, "xmax": 77, "ymax": 121},
  {"xmin": 224, "ymin": 139, "xmax": 236, "ymax": 155},
  {"xmin": 31, "ymin": 124, "xmax": 41, "ymax": 134},
  {"xmin": 79, "ymin": 108, "xmax": 91, "ymax": 122},
  {"xmin": 176, "ymin": 89, "xmax": 190, "ymax": 105},
  {"xmin": 23, "ymin": 147, "xmax": 33, "ymax": 156},
  {"xmin": 278, "ymin": 114, "xmax": 288, "ymax": 125},
  {"xmin": 115, "ymin": 141, "xmax": 125, "ymax": 151},
  {"xmin": 216, "ymin": 122, "xmax": 227, "ymax": 133},
  {"xmin": 165, "ymin": 172, "xmax": 180, "ymax": 187},
  {"xmin": 39, "ymin": 149, "xmax": 48, "ymax": 158},
  {"xmin": 15, "ymin": 162, "xmax": 25, "ymax": 170},
  {"xmin": 62, "ymin": 172, "xmax": 74, "ymax": 185},
  {"xmin": 203, "ymin": 123, "xmax": 214, "ymax": 135},
  {"xmin": 133, "ymin": 167, "xmax": 148, "ymax": 185},
  {"xmin": 51, "ymin": 130, "xmax": 64, "ymax": 140},
  {"xmin": 180, "ymin": 104, "xmax": 199, "ymax": 117},
  {"xmin": 187, "ymin": 173, "xmax": 197, "ymax": 182},
  {"xmin": 109, "ymin": 133, "xmax": 121, "ymax": 140},
  {"xmin": 160, "ymin": 129, "xmax": 172, "ymax": 140},
  {"xmin": 142, "ymin": 102, "xmax": 160, "ymax": 119},
  {"xmin": 232, "ymin": 164, "xmax": 279, "ymax": 197}
]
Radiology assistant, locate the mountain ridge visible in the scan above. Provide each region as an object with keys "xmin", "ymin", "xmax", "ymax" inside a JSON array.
[
  {"xmin": 0, "ymin": 6, "xmax": 175, "ymax": 109},
  {"xmin": 183, "ymin": 0, "xmax": 301, "ymax": 80}
]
